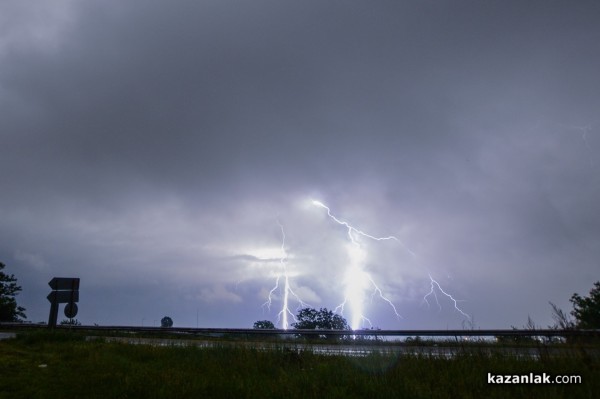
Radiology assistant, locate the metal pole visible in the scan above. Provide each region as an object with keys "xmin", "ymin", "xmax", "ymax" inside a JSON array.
[{"xmin": 47, "ymin": 292, "xmax": 59, "ymax": 328}]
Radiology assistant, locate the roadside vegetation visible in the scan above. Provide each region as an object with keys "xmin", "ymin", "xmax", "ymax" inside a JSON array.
[
  {"xmin": 2, "ymin": 267, "xmax": 599, "ymax": 397},
  {"xmin": 0, "ymin": 330, "xmax": 598, "ymax": 399},
  {"xmin": 0, "ymin": 262, "xmax": 26, "ymax": 322}
]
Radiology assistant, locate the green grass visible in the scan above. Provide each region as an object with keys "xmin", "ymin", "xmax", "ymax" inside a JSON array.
[{"xmin": 0, "ymin": 331, "xmax": 598, "ymax": 398}]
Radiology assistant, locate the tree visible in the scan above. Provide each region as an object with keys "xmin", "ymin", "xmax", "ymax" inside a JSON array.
[
  {"xmin": 292, "ymin": 307, "xmax": 349, "ymax": 340},
  {"xmin": 161, "ymin": 316, "xmax": 173, "ymax": 328},
  {"xmin": 570, "ymin": 281, "xmax": 600, "ymax": 329},
  {"xmin": 253, "ymin": 320, "xmax": 275, "ymax": 329},
  {"xmin": 0, "ymin": 262, "xmax": 27, "ymax": 322}
]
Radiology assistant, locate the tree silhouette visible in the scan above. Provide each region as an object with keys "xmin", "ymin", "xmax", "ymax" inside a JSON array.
[
  {"xmin": 292, "ymin": 307, "xmax": 349, "ymax": 330},
  {"xmin": 292, "ymin": 307, "xmax": 349, "ymax": 340},
  {"xmin": 253, "ymin": 320, "xmax": 275, "ymax": 329},
  {"xmin": 570, "ymin": 281, "xmax": 600, "ymax": 329},
  {"xmin": 0, "ymin": 262, "xmax": 26, "ymax": 322},
  {"xmin": 161, "ymin": 316, "xmax": 173, "ymax": 328}
]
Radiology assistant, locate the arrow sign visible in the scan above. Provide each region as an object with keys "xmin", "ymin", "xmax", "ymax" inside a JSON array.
[
  {"xmin": 48, "ymin": 277, "xmax": 80, "ymax": 291},
  {"xmin": 47, "ymin": 290, "xmax": 79, "ymax": 303}
]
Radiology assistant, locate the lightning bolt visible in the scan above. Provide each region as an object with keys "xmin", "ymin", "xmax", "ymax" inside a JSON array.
[
  {"xmin": 313, "ymin": 200, "xmax": 470, "ymax": 326},
  {"xmin": 312, "ymin": 200, "xmax": 408, "ymax": 329},
  {"xmin": 312, "ymin": 200, "xmax": 416, "ymax": 257},
  {"xmin": 423, "ymin": 272, "xmax": 470, "ymax": 319},
  {"xmin": 262, "ymin": 220, "xmax": 310, "ymax": 329}
]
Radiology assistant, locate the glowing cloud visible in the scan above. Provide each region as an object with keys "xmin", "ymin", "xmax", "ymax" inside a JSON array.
[{"xmin": 312, "ymin": 200, "xmax": 405, "ymax": 329}]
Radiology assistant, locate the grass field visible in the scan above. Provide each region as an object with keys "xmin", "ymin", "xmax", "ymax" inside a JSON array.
[{"xmin": 0, "ymin": 331, "xmax": 598, "ymax": 398}]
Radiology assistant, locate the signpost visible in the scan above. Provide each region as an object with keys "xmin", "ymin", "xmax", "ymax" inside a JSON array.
[{"xmin": 47, "ymin": 277, "xmax": 80, "ymax": 328}]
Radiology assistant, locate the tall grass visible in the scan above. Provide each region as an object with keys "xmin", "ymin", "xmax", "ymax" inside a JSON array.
[{"xmin": 0, "ymin": 331, "xmax": 597, "ymax": 398}]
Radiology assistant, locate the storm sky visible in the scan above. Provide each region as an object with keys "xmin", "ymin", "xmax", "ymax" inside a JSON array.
[{"xmin": 1, "ymin": 0, "xmax": 599, "ymax": 329}]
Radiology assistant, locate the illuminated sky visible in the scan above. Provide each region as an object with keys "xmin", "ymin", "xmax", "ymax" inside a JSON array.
[{"xmin": 1, "ymin": 0, "xmax": 599, "ymax": 329}]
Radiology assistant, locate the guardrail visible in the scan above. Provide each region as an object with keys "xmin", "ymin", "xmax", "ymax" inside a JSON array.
[{"xmin": 1, "ymin": 322, "xmax": 599, "ymax": 338}]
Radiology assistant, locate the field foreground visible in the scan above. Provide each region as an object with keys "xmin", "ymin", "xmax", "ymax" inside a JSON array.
[{"xmin": 0, "ymin": 331, "xmax": 598, "ymax": 398}]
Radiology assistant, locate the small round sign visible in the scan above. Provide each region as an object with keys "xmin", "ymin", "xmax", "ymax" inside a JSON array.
[{"xmin": 64, "ymin": 303, "xmax": 78, "ymax": 318}]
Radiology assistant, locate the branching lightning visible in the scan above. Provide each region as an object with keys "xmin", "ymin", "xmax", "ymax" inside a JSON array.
[
  {"xmin": 257, "ymin": 201, "xmax": 470, "ymax": 329},
  {"xmin": 312, "ymin": 200, "xmax": 470, "ymax": 327},
  {"xmin": 262, "ymin": 220, "xmax": 309, "ymax": 329},
  {"xmin": 423, "ymin": 272, "xmax": 470, "ymax": 319},
  {"xmin": 312, "ymin": 200, "xmax": 416, "ymax": 257},
  {"xmin": 312, "ymin": 200, "xmax": 408, "ymax": 329}
]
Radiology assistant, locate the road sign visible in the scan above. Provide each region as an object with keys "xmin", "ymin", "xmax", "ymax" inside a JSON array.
[
  {"xmin": 47, "ymin": 290, "xmax": 79, "ymax": 303},
  {"xmin": 64, "ymin": 303, "xmax": 78, "ymax": 318},
  {"xmin": 47, "ymin": 277, "xmax": 80, "ymax": 328},
  {"xmin": 48, "ymin": 277, "xmax": 80, "ymax": 291}
]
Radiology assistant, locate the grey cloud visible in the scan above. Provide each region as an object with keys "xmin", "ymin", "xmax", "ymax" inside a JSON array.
[{"xmin": 1, "ymin": 0, "xmax": 599, "ymax": 329}]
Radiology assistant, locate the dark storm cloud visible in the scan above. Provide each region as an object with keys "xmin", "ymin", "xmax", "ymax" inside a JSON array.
[{"xmin": 1, "ymin": 0, "xmax": 599, "ymax": 328}]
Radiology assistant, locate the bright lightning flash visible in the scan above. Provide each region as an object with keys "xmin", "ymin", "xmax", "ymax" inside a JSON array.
[
  {"xmin": 312, "ymin": 200, "xmax": 406, "ymax": 329},
  {"xmin": 262, "ymin": 221, "xmax": 309, "ymax": 329}
]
